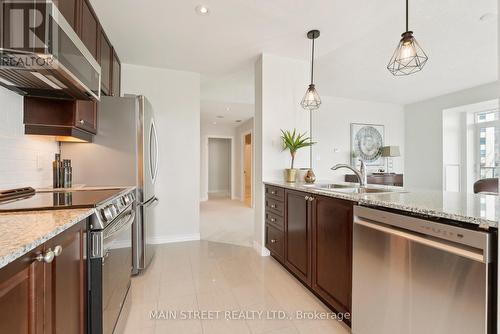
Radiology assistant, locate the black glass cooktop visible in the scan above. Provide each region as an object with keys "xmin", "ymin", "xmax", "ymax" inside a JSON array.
[{"xmin": 0, "ymin": 189, "xmax": 124, "ymax": 212}]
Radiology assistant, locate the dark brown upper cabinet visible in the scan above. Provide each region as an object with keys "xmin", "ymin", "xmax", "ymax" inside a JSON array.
[
  {"xmin": 79, "ymin": 0, "xmax": 99, "ymax": 61},
  {"xmin": 111, "ymin": 49, "xmax": 121, "ymax": 97},
  {"xmin": 99, "ymin": 30, "xmax": 112, "ymax": 96},
  {"xmin": 53, "ymin": 0, "xmax": 79, "ymax": 31},
  {"xmin": 285, "ymin": 189, "xmax": 312, "ymax": 286},
  {"xmin": 24, "ymin": 96, "xmax": 97, "ymax": 142}
]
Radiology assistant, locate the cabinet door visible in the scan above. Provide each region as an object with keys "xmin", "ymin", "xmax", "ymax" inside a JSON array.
[
  {"xmin": 79, "ymin": 0, "xmax": 99, "ymax": 61},
  {"xmin": 0, "ymin": 246, "xmax": 44, "ymax": 334},
  {"xmin": 74, "ymin": 100, "xmax": 97, "ymax": 134},
  {"xmin": 285, "ymin": 190, "xmax": 312, "ymax": 285},
  {"xmin": 111, "ymin": 50, "xmax": 121, "ymax": 97},
  {"xmin": 99, "ymin": 30, "xmax": 112, "ymax": 95},
  {"xmin": 44, "ymin": 221, "xmax": 87, "ymax": 334},
  {"xmin": 312, "ymin": 196, "xmax": 353, "ymax": 315},
  {"xmin": 53, "ymin": 0, "xmax": 79, "ymax": 31}
]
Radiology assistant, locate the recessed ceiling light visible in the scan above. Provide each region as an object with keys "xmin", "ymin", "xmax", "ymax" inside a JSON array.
[
  {"xmin": 226, "ymin": 107, "xmax": 231, "ymax": 111},
  {"xmin": 235, "ymin": 120, "xmax": 242, "ymax": 123},
  {"xmin": 216, "ymin": 115, "xmax": 224, "ymax": 119},
  {"xmin": 212, "ymin": 121, "xmax": 217, "ymax": 125},
  {"xmin": 480, "ymin": 12, "xmax": 497, "ymax": 22},
  {"xmin": 195, "ymin": 5, "xmax": 210, "ymax": 16}
]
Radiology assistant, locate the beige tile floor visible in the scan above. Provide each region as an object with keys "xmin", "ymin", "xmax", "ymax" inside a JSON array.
[
  {"xmin": 122, "ymin": 241, "xmax": 351, "ymax": 334},
  {"xmin": 200, "ymin": 197, "xmax": 254, "ymax": 247}
]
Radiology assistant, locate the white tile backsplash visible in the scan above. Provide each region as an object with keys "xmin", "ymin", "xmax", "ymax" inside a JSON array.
[{"xmin": 0, "ymin": 88, "xmax": 58, "ymax": 190}]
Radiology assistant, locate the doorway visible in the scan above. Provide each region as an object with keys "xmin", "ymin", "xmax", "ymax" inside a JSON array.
[
  {"xmin": 208, "ymin": 137, "xmax": 232, "ymax": 199},
  {"xmin": 243, "ymin": 132, "xmax": 252, "ymax": 207}
]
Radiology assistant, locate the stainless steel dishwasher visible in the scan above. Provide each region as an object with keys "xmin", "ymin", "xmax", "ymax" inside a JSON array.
[{"xmin": 352, "ymin": 206, "xmax": 494, "ymax": 334}]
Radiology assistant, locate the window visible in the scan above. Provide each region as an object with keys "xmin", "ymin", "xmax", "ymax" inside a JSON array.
[{"xmin": 475, "ymin": 110, "xmax": 499, "ymax": 179}]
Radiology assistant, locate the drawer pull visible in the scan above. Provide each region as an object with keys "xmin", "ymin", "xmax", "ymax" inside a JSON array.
[
  {"xmin": 270, "ymin": 204, "xmax": 276, "ymax": 208},
  {"xmin": 270, "ymin": 218, "xmax": 276, "ymax": 222},
  {"xmin": 270, "ymin": 239, "xmax": 277, "ymax": 243},
  {"xmin": 271, "ymin": 191, "xmax": 277, "ymax": 195},
  {"xmin": 79, "ymin": 119, "xmax": 85, "ymax": 124},
  {"xmin": 35, "ymin": 249, "xmax": 55, "ymax": 263},
  {"xmin": 308, "ymin": 197, "xmax": 315, "ymax": 202},
  {"xmin": 53, "ymin": 245, "xmax": 63, "ymax": 257},
  {"xmin": 305, "ymin": 196, "xmax": 310, "ymax": 200}
]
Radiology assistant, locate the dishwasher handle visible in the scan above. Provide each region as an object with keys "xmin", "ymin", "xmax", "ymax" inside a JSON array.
[{"xmin": 355, "ymin": 217, "xmax": 489, "ymax": 263}]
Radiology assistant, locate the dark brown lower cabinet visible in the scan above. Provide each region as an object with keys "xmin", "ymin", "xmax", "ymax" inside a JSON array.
[
  {"xmin": 45, "ymin": 222, "xmax": 87, "ymax": 334},
  {"xmin": 0, "ymin": 246, "xmax": 44, "ymax": 334},
  {"xmin": 284, "ymin": 190, "xmax": 312, "ymax": 286},
  {"xmin": 0, "ymin": 219, "xmax": 87, "ymax": 334},
  {"xmin": 265, "ymin": 186, "xmax": 353, "ymax": 327},
  {"xmin": 312, "ymin": 195, "xmax": 353, "ymax": 317}
]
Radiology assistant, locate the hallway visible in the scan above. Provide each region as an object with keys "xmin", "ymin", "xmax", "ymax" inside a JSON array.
[{"xmin": 200, "ymin": 197, "xmax": 254, "ymax": 247}]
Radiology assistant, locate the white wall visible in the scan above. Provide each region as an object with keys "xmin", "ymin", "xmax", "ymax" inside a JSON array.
[
  {"xmin": 314, "ymin": 96, "xmax": 404, "ymax": 182},
  {"xmin": 208, "ymin": 138, "xmax": 231, "ymax": 195},
  {"xmin": 122, "ymin": 63, "xmax": 201, "ymax": 243},
  {"xmin": 0, "ymin": 87, "xmax": 58, "ymax": 189},
  {"xmin": 405, "ymin": 82, "xmax": 499, "ymax": 190}
]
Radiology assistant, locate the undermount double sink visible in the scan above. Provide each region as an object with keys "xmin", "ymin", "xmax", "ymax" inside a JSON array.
[{"xmin": 305, "ymin": 183, "xmax": 401, "ymax": 194}]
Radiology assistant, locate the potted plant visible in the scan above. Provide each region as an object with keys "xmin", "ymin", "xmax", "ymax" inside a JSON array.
[{"xmin": 281, "ymin": 129, "xmax": 314, "ymax": 183}]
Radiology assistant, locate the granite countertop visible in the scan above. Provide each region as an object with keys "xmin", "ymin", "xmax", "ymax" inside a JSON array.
[
  {"xmin": 264, "ymin": 181, "xmax": 499, "ymax": 229},
  {"xmin": 0, "ymin": 208, "xmax": 94, "ymax": 269}
]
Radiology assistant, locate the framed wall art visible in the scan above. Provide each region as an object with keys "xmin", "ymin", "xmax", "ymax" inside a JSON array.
[{"xmin": 350, "ymin": 123, "xmax": 385, "ymax": 167}]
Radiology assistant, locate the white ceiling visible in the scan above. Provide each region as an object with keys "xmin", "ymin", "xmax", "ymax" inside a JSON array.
[
  {"xmin": 200, "ymin": 101, "xmax": 254, "ymax": 128},
  {"xmin": 91, "ymin": 0, "xmax": 497, "ymax": 105}
]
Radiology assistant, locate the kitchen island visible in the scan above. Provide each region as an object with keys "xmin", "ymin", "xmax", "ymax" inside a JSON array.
[{"xmin": 263, "ymin": 180, "xmax": 498, "ymax": 330}]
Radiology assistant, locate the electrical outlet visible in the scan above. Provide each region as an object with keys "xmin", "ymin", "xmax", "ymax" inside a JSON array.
[{"xmin": 36, "ymin": 153, "xmax": 46, "ymax": 170}]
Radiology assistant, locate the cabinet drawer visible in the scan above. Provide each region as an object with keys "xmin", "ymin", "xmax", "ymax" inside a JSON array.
[
  {"xmin": 266, "ymin": 224, "xmax": 284, "ymax": 262},
  {"xmin": 265, "ymin": 185, "xmax": 284, "ymax": 201},
  {"xmin": 265, "ymin": 197, "xmax": 284, "ymax": 216},
  {"xmin": 265, "ymin": 211, "xmax": 284, "ymax": 230}
]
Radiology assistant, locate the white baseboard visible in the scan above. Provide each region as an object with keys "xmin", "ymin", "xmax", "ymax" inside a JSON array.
[
  {"xmin": 253, "ymin": 240, "xmax": 270, "ymax": 256},
  {"xmin": 149, "ymin": 233, "xmax": 201, "ymax": 244}
]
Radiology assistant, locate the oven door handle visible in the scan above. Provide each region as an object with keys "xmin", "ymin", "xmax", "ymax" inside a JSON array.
[{"xmin": 103, "ymin": 209, "xmax": 135, "ymax": 243}]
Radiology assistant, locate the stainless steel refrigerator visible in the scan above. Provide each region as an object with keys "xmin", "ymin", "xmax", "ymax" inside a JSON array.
[{"xmin": 61, "ymin": 95, "xmax": 159, "ymax": 274}]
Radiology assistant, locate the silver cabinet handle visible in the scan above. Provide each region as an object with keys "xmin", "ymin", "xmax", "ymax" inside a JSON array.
[
  {"xmin": 308, "ymin": 197, "xmax": 315, "ymax": 202},
  {"xmin": 53, "ymin": 245, "xmax": 63, "ymax": 257},
  {"xmin": 270, "ymin": 239, "xmax": 277, "ymax": 243},
  {"xmin": 36, "ymin": 249, "xmax": 55, "ymax": 263},
  {"xmin": 270, "ymin": 204, "xmax": 276, "ymax": 208},
  {"xmin": 79, "ymin": 119, "xmax": 85, "ymax": 124},
  {"xmin": 305, "ymin": 196, "xmax": 310, "ymax": 200},
  {"xmin": 271, "ymin": 191, "xmax": 276, "ymax": 195},
  {"xmin": 270, "ymin": 218, "xmax": 276, "ymax": 222}
]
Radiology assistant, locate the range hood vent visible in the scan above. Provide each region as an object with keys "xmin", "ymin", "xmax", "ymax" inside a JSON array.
[{"xmin": 0, "ymin": 0, "xmax": 101, "ymax": 100}]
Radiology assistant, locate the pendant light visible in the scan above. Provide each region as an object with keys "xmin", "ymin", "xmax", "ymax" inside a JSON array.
[
  {"xmin": 387, "ymin": 0, "xmax": 428, "ymax": 76},
  {"xmin": 301, "ymin": 30, "xmax": 321, "ymax": 111},
  {"xmin": 301, "ymin": 30, "xmax": 321, "ymax": 184}
]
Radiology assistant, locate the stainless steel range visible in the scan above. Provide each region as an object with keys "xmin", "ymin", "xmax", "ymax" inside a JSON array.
[{"xmin": 88, "ymin": 189, "xmax": 136, "ymax": 334}]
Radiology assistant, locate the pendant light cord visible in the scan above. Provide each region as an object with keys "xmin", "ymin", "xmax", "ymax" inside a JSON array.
[
  {"xmin": 310, "ymin": 110, "xmax": 313, "ymax": 169},
  {"xmin": 406, "ymin": 0, "xmax": 409, "ymax": 32},
  {"xmin": 310, "ymin": 38, "xmax": 315, "ymax": 85}
]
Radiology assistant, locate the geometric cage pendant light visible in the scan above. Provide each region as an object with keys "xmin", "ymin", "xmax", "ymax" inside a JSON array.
[
  {"xmin": 301, "ymin": 30, "xmax": 322, "ymax": 111},
  {"xmin": 387, "ymin": 0, "xmax": 428, "ymax": 76}
]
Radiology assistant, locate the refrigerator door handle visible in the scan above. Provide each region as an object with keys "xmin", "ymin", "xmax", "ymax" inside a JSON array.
[
  {"xmin": 149, "ymin": 120, "xmax": 159, "ymax": 183},
  {"xmin": 138, "ymin": 196, "xmax": 159, "ymax": 208}
]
